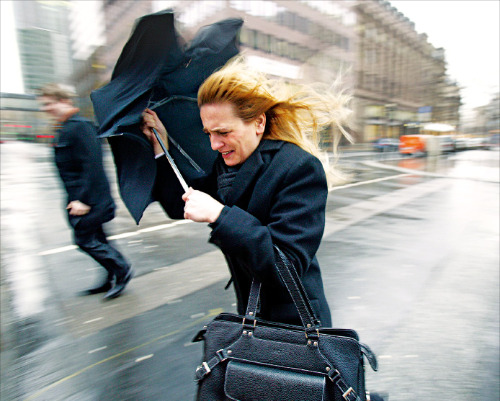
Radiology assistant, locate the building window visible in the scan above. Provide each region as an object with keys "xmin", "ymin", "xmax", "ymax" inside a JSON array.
[
  {"xmin": 257, "ymin": 32, "xmax": 271, "ymax": 53},
  {"xmin": 341, "ymin": 37, "xmax": 349, "ymax": 51}
]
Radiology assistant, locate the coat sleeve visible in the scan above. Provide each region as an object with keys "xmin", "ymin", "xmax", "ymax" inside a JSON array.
[
  {"xmin": 209, "ymin": 152, "xmax": 327, "ymax": 285},
  {"xmin": 68, "ymin": 121, "xmax": 104, "ymax": 204},
  {"xmin": 152, "ymin": 157, "xmax": 186, "ymax": 219}
]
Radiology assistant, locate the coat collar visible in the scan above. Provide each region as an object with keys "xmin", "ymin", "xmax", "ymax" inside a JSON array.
[
  {"xmin": 224, "ymin": 139, "xmax": 284, "ymax": 205},
  {"xmin": 54, "ymin": 111, "xmax": 80, "ymax": 131}
]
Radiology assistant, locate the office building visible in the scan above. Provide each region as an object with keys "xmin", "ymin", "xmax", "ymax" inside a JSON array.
[
  {"xmin": 353, "ymin": 0, "xmax": 461, "ymax": 140},
  {"xmin": 12, "ymin": 0, "xmax": 73, "ymax": 94}
]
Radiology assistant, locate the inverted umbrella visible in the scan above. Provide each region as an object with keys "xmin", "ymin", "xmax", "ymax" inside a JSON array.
[{"xmin": 91, "ymin": 9, "xmax": 243, "ymax": 223}]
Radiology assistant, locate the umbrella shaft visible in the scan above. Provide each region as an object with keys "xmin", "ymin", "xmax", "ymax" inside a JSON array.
[{"xmin": 152, "ymin": 128, "xmax": 189, "ymax": 192}]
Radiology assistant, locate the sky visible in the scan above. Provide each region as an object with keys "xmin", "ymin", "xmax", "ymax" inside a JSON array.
[
  {"xmin": 0, "ymin": 0, "xmax": 24, "ymax": 94},
  {"xmin": 1, "ymin": 0, "xmax": 499, "ymax": 118}
]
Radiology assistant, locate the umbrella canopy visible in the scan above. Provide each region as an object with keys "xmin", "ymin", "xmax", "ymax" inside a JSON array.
[{"xmin": 91, "ymin": 9, "xmax": 242, "ymax": 223}]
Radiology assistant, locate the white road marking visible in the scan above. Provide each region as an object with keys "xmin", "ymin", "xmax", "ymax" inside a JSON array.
[
  {"xmin": 37, "ymin": 220, "xmax": 193, "ymax": 255},
  {"xmin": 83, "ymin": 317, "xmax": 103, "ymax": 324},
  {"xmin": 38, "ymin": 245, "xmax": 77, "ymax": 256},
  {"xmin": 88, "ymin": 346, "xmax": 107, "ymax": 354},
  {"xmin": 323, "ymin": 178, "xmax": 452, "ymax": 238},
  {"xmin": 135, "ymin": 354, "xmax": 154, "ymax": 363},
  {"xmin": 36, "ymin": 175, "xmax": 414, "ymax": 257},
  {"xmin": 329, "ymin": 173, "xmax": 412, "ymax": 191}
]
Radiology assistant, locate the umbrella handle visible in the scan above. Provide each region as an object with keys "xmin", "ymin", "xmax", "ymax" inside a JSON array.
[{"xmin": 152, "ymin": 128, "xmax": 189, "ymax": 192}]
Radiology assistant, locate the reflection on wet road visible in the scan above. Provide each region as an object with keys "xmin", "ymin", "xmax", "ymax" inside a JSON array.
[{"xmin": 1, "ymin": 142, "xmax": 498, "ymax": 401}]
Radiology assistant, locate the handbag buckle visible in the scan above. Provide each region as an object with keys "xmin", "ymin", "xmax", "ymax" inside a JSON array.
[
  {"xmin": 195, "ymin": 349, "xmax": 231, "ymax": 382},
  {"xmin": 342, "ymin": 387, "xmax": 354, "ymax": 400},
  {"xmin": 305, "ymin": 326, "xmax": 320, "ymax": 341},
  {"xmin": 216, "ymin": 348, "xmax": 229, "ymax": 362},
  {"xmin": 328, "ymin": 368, "xmax": 341, "ymax": 383},
  {"xmin": 195, "ymin": 362, "xmax": 211, "ymax": 381},
  {"xmin": 242, "ymin": 316, "xmax": 257, "ymax": 328},
  {"xmin": 328, "ymin": 369, "xmax": 358, "ymax": 401}
]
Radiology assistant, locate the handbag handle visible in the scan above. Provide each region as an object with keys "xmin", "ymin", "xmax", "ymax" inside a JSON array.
[
  {"xmin": 245, "ymin": 246, "xmax": 321, "ymax": 334},
  {"xmin": 274, "ymin": 247, "xmax": 320, "ymax": 322},
  {"xmin": 243, "ymin": 279, "xmax": 261, "ymax": 327},
  {"xmin": 273, "ymin": 246, "xmax": 321, "ymax": 331}
]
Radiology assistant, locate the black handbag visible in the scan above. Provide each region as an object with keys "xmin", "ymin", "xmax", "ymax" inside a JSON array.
[{"xmin": 192, "ymin": 246, "xmax": 378, "ymax": 401}]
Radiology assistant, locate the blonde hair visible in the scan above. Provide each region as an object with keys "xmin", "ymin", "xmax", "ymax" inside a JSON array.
[
  {"xmin": 198, "ymin": 57, "xmax": 352, "ymax": 186},
  {"xmin": 38, "ymin": 83, "xmax": 76, "ymax": 102}
]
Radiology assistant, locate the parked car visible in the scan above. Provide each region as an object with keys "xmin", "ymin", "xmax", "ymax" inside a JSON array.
[
  {"xmin": 373, "ymin": 138, "xmax": 400, "ymax": 152},
  {"xmin": 485, "ymin": 133, "xmax": 500, "ymax": 149},
  {"xmin": 439, "ymin": 135, "xmax": 456, "ymax": 153},
  {"xmin": 454, "ymin": 137, "xmax": 469, "ymax": 151},
  {"xmin": 467, "ymin": 137, "xmax": 487, "ymax": 149}
]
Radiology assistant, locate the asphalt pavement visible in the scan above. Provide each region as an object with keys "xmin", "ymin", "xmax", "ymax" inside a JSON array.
[{"xmin": 1, "ymin": 142, "xmax": 499, "ymax": 401}]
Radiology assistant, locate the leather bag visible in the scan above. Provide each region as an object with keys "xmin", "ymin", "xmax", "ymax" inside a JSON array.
[{"xmin": 193, "ymin": 246, "xmax": 378, "ymax": 401}]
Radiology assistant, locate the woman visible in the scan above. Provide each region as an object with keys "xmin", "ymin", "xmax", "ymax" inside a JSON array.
[{"xmin": 142, "ymin": 58, "xmax": 351, "ymax": 327}]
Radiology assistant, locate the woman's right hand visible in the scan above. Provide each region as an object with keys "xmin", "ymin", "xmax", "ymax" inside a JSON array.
[
  {"xmin": 182, "ymin": 187, "xmax": 224, "ymax": 223},
  {"xmin": 141, "ymin": 108, "xmax": 168, "ymax": 156}
]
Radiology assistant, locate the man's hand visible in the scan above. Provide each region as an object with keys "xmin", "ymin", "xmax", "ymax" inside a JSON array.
[{"xmin": 67, "ymin": 200, "xmax": 91, "ymax": 216}]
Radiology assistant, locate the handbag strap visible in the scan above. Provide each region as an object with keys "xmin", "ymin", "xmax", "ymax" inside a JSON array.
[
  {"xmin": 273, "ymin": 245, "xmax": 321, "ymax": 330},
  {"xmin": 243, "ymin": 279, "xmax": 261, "ymax": 328},
  {"xmin": 244, "ymin": 246, "xmax": 320, "ymax": 334}
]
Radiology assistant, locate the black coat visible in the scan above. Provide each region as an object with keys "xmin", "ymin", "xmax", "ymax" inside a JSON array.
[
  {"xmin": 54, "ymin": 114, "xmax": 115, "ymax": 233},
  {"xmin": 155, "ymin": 139, "xmax": 331, "ymax": 326}
]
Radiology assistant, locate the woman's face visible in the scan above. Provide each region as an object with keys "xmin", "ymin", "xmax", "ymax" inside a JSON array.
[{"xmin": 200, "ymin": 102, "xmax": 265, "ymax": 166}]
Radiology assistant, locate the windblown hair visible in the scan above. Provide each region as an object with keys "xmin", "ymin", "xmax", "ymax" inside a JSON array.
[
  {"xmin": 38, "ymin": 83, "xmax": 76, "ymax": 101},
  {"xmin": 198, "ymin": 57, "xmax": 352, "ymax": 186}
]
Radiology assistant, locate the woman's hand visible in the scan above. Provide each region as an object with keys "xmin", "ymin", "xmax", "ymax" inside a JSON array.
[
  {"xmin": 182, "ymin": 188, "xmax": 224, "ymax": 223},
  {"xmin": 141, "ymin": 108, "xmax": 168, "ymax": 156}
]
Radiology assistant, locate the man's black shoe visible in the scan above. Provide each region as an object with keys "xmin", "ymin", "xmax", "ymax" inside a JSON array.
[
  {"xmin": 79, "ymin": 281, "xmax": 113, "ymax": 296},
  {"xmin": 104, "ymin": 268, "xmax": 133, "ymax": 300}
]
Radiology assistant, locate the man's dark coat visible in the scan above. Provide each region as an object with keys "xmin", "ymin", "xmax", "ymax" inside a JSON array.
[
  {"xmin": 54, "ymin": 114, "xmax": 115, "ymax": 232},
  {"xmin": 155, "ymin": 139, "xmax": 332, "ymax": 326}
]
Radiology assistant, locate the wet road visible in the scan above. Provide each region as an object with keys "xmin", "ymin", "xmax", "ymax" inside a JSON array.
[{"xmin": 1, "ymin": 142, "xmax": 499, "ymax": 400}]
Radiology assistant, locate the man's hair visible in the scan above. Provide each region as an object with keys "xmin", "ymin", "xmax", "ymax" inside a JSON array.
[{"xmin": 38, "ymin": 83, "xmax": 76, "ymax": 101}]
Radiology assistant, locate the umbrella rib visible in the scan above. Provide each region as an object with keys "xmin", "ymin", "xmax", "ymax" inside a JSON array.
[
  {"xmin": 148, "ymin": 95, "xmax": 204, "ymax": 173},
  {"xmin": 149, "ymin": 95, "xmax": 197, "ymax": 109},
  {"xmin": 168, "ymin": 136, "xmax": 204, "ymax": 173}
]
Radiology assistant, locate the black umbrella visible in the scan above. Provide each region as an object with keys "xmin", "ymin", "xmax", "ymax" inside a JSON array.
[{"xmin": 91, "ymin": 9, "xmax": 243, "ymax": 223}]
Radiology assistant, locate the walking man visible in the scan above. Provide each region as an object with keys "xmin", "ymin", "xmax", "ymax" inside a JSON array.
[{"xmin": 39, "ymin": 83, "xmax": 133, "ymax": 299}]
